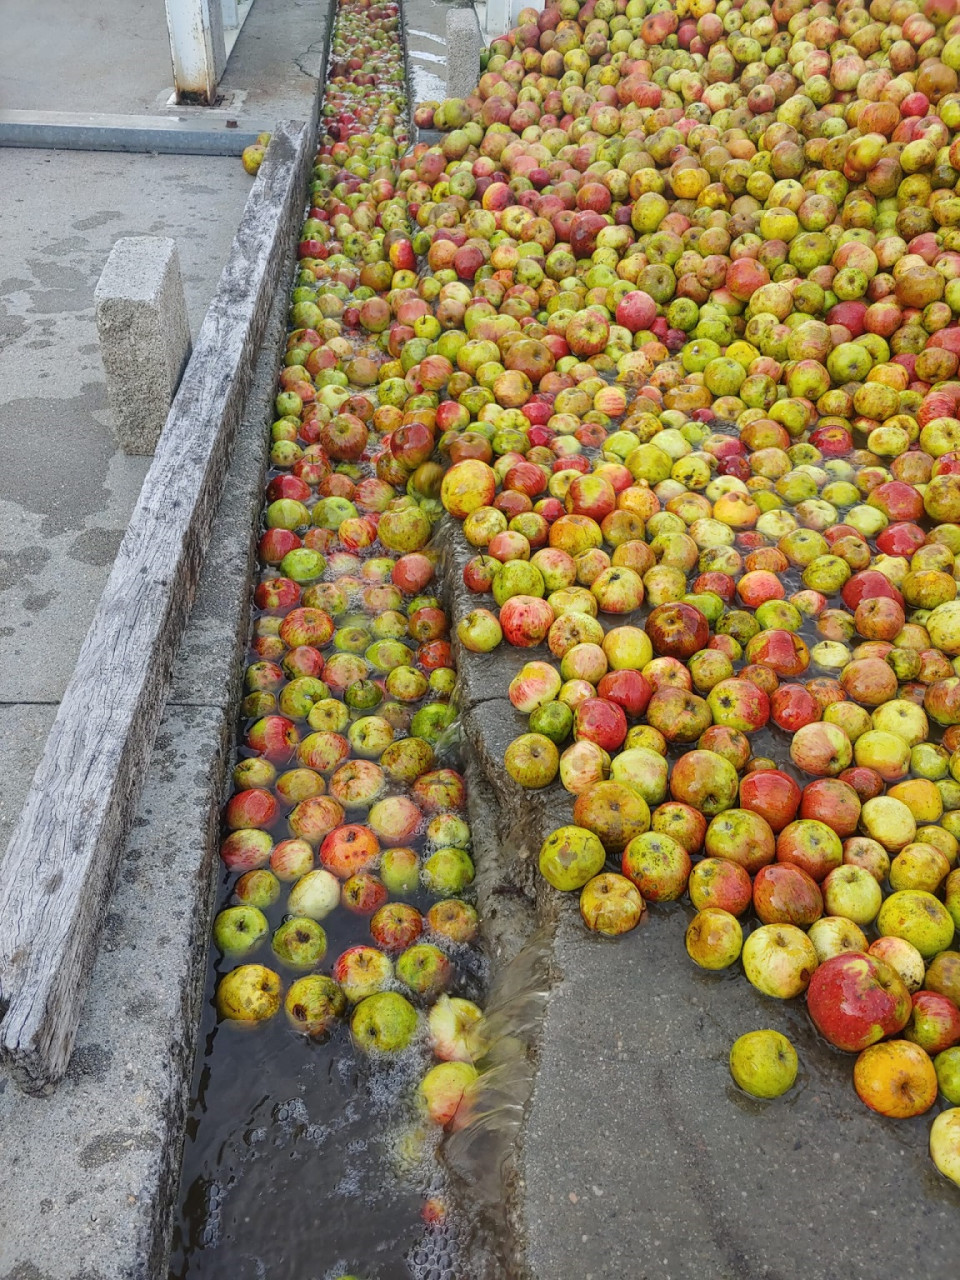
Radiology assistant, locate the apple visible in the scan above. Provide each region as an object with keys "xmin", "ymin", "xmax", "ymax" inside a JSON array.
[
  {"xmin": 379, "ymin": 846, "xmax": 420, "ymax": 896},
  {"xmin": 573, "ymin": 781, "xmax": 650, "ymax": 852},
  {"xmin": 272, "ymin": 917, "xmax": 327, "ymax": 969},
  {"xmin": 539, "ymin": 826, "xmax": 606, "ymax": 891},
  {"xmin": 742, "ymin": 924, "xmax": 818, "ymax": 999},
  {"xmin": 934, "ymin": 1048, "xmax": 960, "ymax": 1105},
  {"xmin": 688, "ymin": 858, "xmax": 753, "ymax": 916},
  {"xmin": 753, "ymin": 864, "xmax": 823, "ymax": 928},
  {"xmin": 930, "ymin": 1108, "xmax": 960, "ymax": 1187},
  {"xmin": 499, "ymin": 595, "xmax": 555, "ymax": 646},
  {"xmin": 270, "ymin": 838, "xmax": 315, "ymax": 882},
  {"xmin": 284, "ymin": 974, "xmax": 346, "ymax": 1037},
  {"xmin": 333, "ymin": 945, "xmax": 394, "ymax": 1003},
  {"xmin": 233, "ymin": 868, "xmax": 281, "ymax": 910},
  {"xmin": 579, "ymin": 873, "xmax": 644, "ymax": 936},
  {"xmin": 621, "ymin": 832, "xmax": 691, "ymax": 902},
  {"xmin": 225, "ymin": 787, "xmax": 279, "ymax": 831},
  {"xmin": 220, "ymin": 828, "xmax": 273, "ymax": 872},
  {"xmin": 806, "ymin": 953, "xmax": 911, "ymax": 1052},
  {"xmin": 739, "ymin": 769, "xmax": 801, "ymax": 832},
  {"xmin": 427, "ymin": 899, "xmax": 479, "ymax": 944},
  {"xmin": 903, "ymin": 992, "xmax": 960, "ymax": 1055},
  {"xmin": 853, "ymin": 1039, "xmax": 938, "ymax": 1118},
  {"xmin": 729, "ymin": 1030, "xmax": 798, "ymax": 1098},
  {"xmin": 877, "ymin": 890, "xmax": 955, "ymax": 960},
  {"xmin": 287, "ymin": 869, "xmax": 341, "ymax": 920},
  {"xmin": 776, "ymin": 819, "xmax": 843, "ymax": 882},
  {"xmin": 868, "ymin": 936, "xmax": 927, "ymax": 993},
  {"xmin": 351, "ymin": 991, "xmax": 419, "ymax": 1053},
  {"xmin": 396, "ymin": 943, "xmax": 454, "ymax": 998},
  {"xmin": 457, "ymin": 608, "xmax": 503, "ymax": 652},
  {"xmin": 651, "ymin": 802, "xmax": 707, "ymax": 856},
  {"xmin": 822, "ymin": 865, "xmax": 883, "ymax": 926},
  {"xmin": 685, "ymin": 908, "xmax": 743, "ymax": 970},
  {"xmin": 505, "ymin": 733, "xmax": 560, "ymax": 788},
  {"xmin": 213, "ymin": 906, "xmax": 268, "ymax": 957},
  {"xmin": 508, "ymin": 660, "xmax": 563, "ymax": 713},
  {"xmin": 610, "ymin": 748, "xmax": 668, "ymax": 807},
  {"xmin": 429, "ymin": 994, "xmax": 483, "ymax": 1062},
  {"xmin": 669, "ymin": 750, "xmax": 739, "ymax": 817},
  {"xmin": 807, "ymin": 916, "xmax": 869, "ymax": 963},
  {"xmin": 422, "ymin": 846, "xmax": 475, "ymax": 895},
  {"xmin": 216, "ymin": 964, "xmax": 281, "ymax": 1022},
  {"xmin": 789, "ymin": 721, "xmax": 853, "ymax": 778},
  {"xmin": 419, "ymin": 1060, "xmax": 478, "ymax": 1128},
  {"xmin": 645, "ymin": 602, "xmax": 710, "ymax": 659},
  {"xmin": 707, "ymin": 678, "xmax": 770, "ymax": 733},
  {"xmin": 926, "ymin": 951, "xmax": 960, "ymax": 1007},
  {"xmin": 705, "ymin": 809, "xmax": 775, "ymax": 873}
]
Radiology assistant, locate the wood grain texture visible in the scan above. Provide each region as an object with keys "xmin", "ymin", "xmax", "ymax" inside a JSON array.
[{"xmin": 0, "ymin": 118, "xmax": 311, "ymax": 1095}]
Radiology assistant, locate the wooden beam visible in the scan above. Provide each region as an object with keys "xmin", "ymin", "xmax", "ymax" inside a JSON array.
[{"xmin": 0, "ymin": 119, "xmax": 311, "ymax": 1095}]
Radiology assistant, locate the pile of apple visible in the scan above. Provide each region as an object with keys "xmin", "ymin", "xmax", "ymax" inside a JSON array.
[
  {"xmin": 223, "ymin": 0, "xmax": 960, "ymax": 1194},
  {"xmin": 219, "ymin": 0, "xmax": 483, "ymax": 1156}
]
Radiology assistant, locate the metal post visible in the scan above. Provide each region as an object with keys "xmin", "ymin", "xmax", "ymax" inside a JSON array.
[{"xmin": 164, "ymin": 0, "xmax": 227, "ymax": 103}]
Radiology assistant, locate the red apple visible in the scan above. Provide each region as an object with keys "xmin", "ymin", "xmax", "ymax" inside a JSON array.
[{"xmin": 806, "ymin": 952, "xmax": 911, "ymax": 1051}]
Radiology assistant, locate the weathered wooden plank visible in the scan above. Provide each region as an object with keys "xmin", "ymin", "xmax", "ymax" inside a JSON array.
[{"xmin": 0, "ymin": 118, "xmax": 311, "ymax": 1095}]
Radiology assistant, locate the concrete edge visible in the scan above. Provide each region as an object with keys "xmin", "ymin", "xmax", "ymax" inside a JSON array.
[
  {"xmin": 0, "ymin": 120, "xmax": 313, "ymax": 1093},
  {"xmin": 0, "ymin": 108, "xmax": 275, "ymax": 155},
  {"xmin": 433, "ymin": 516, "xmax": 567, "ymax": 1277}
]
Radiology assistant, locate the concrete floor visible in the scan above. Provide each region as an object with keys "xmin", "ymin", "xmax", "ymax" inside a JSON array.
[{"xmin": 0, "ymin": 0, "xmax": 176, "ymax": 115}]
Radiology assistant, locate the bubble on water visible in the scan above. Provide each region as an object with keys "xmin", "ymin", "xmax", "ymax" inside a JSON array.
[
  {"xmin": 405, "ymin": 1217, "xmax": 463, "ymax": 1280},
  {"xmin": 200, "ymin": 1180, "xmax": 224, "ymax": 1248},
  {"xmin": 305, "ymin": 1123, "xmax": 328, "ymax": 1146},
  {"xmin": 245, "ymin": 1126, "xmax": 268, "ymax": 1146},
  {"xmin": 273, "ymin": 1096, "xmax": 310, "ymax": 1128},
  {"xmin": 333, "ymin": 1165, "xmax": 363, "ymax": 1197}
]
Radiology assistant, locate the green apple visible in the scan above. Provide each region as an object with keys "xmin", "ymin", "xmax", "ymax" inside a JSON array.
[
  {"xmin": 421, "ymin": 846, "xmax": 475, "ymax": 895},
  {"xmin": 284, "ymin": 975, "xmax": 346, "ymax": 1037},
  {"xmin": 539, "ymin": 825, "xmax": 606, "ymax": 891},
  {"xmin": 877, "ymin": 889, "xmax": 955, "ymax": 960},
  {"xmin": 272, "ymin": 917, "xmax": 327, "ymax": 969},
  {"xmin": 729, "ymin": 1030, "xmax": 798, "ymax": 1098},
  {"xmin": 212, "ymin": 906, "xmax": 269, "ymax": 956},
  {"xmin": 380, "ymin": 846, "xmax": 420, "ymax": 895},
  {"xmin": 935, "ymin": 1047, "xmax": 960, "ymax": 1105},
  {"xmin": 929, "ymin": 1108, "xmax": 960, "ymax": 1188},
  {"xmin": 396, "ymin": 943, "xmax": 453, "ymax": 997},
  {"xmin": 351, "ymin": 991, "xmax": 419, "ymax": 1053},
  {"xmin": 233, "ymin": 869, "xmax": 281, "ymax": 911}
]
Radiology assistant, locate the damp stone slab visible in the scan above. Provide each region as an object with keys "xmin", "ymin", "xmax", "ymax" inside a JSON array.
[{"xmin": 95, "ymin": 236, "xmax": 193, "ymax": 455}]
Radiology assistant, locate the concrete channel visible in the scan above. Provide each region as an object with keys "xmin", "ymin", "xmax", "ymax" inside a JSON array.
[{"xmin": 1, "ymin": 1, "xmax": 960, "ymax": 1278}]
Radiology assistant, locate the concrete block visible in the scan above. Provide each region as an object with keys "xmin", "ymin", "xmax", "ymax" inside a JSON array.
[
  {"xmin": 95, "ymin": 236, "xmax": 192, "ymax": 455},
  {"xmin": 446, "ymin": 5, "xmax": 484, "ymax": 100}
]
